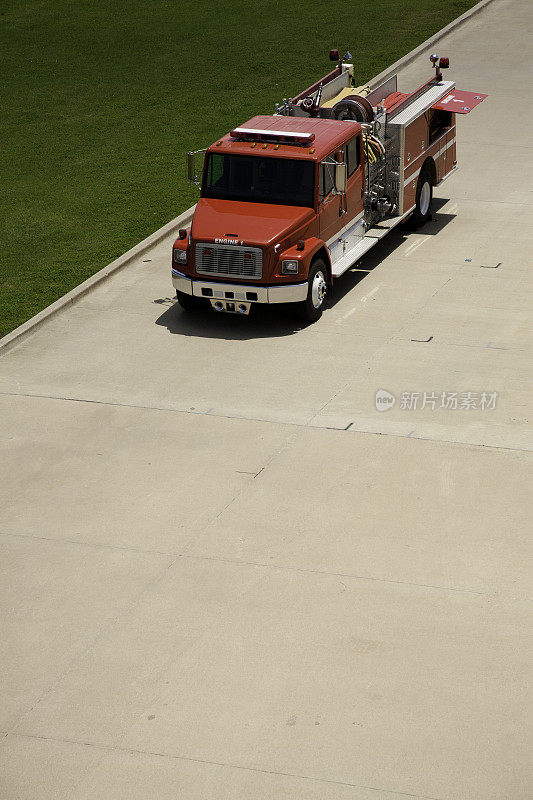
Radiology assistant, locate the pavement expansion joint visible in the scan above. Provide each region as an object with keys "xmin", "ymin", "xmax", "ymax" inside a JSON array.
[
  {"xmin": 2, "ymin": 531, "xmax": 511, "ymax": 599},
  {"xmin": 1, "ymin": 390, "xmax": 530, "ymax": 453},
  {"xmin": 0, "ymin": 529, "xmax": 181, "ymax": 558},
  {"xmin": 12, "ymin": 733, "xmax": 449, "ymax": 800},
  {"xmin": 182, "ymin": 553, "xmax": 489, "ymax": 597}
]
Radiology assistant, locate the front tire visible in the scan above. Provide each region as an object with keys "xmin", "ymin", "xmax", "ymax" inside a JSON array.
[
  {"xmin": 176, "ymin": 291, "xmax": 204, "ymax": 312},
  {"xmin": 411, "ymin": 170, "xmax": 433, "ymax": 227},
  {"xmin": 299, "ymin": 259, "xmax": 328, "ymax": 323}
]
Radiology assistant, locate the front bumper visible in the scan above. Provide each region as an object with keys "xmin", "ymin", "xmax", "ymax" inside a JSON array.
[{"xmin": 172, "ymin": 270, "xmax": 308, "ymax": 304}]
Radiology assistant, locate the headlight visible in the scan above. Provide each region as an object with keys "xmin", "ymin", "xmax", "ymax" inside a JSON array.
[
  {"xmin": 173, "ymin": 249, "xmax": 187, "ymax": 264},
  {"xmin": 281, "ymin": 259, "xmax": 298, "ymax": 275}
]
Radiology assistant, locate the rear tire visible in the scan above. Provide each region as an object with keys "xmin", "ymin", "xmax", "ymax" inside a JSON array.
[
  {"xmin": 411, "ymin": 170, "xmax": 433, "ymax": 227},
  {"xmin": 299, "ymin": 259, "xmax": 328, "ymax": 323},
  {"xmin": 176, "ymin": 291, "xmax": 204, "ymax": 312}
]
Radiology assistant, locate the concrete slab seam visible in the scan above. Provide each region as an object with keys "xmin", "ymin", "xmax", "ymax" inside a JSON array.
[
  {"xmin": 8, "ymin": 732, "xmax": 457, "ymax": 799},
  {"xmin": 1, "ymin": 390, "xmax": 530, "ymax": 454},
  {"xmin": 2, "ymin": 552, "xmax": 179, "ymax": 738}
]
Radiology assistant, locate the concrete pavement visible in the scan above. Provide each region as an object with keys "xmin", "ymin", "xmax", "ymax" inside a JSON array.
[{"xmin": 1, "ymin": 0, "xmax": 532, "ymax": 797}]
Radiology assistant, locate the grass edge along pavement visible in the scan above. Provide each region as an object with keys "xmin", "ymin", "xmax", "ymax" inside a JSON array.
[{"xmin": 0, "ymin": 0, "xmax": 486, "ymax": 340}]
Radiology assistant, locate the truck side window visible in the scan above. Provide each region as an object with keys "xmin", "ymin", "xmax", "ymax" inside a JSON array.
[
  {"xmin": 206, "ymin": 153, "xmax": 226, "ymax": 188},
  {"xmin": 320, "ymin": 160, "xmax": 335, "ymax": 201},
  {"xmin": 345, "ymin": 136, "xmax": 360, "ymax": 177}
]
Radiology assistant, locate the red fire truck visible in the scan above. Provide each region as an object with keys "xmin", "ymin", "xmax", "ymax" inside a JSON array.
[{"xmin": 172, "ymin": 51, "xmax": 486, "ymax": 322}]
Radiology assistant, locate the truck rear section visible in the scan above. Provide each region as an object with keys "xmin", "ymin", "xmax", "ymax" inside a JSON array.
[{"xmin": 173, "ymin": 51, "xmax": 486, "ymax": 322}]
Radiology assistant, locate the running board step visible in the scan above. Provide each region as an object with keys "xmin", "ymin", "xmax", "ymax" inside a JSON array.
[
  {"xmin": 364, "ymin": 226, "xmax": 390, "ymax": 240},
  {"xmin": 330, "ymin": 209, "xmax": 414, "ymax": 278},
  {"xmin": 365, "ymin": 210, "xmax": 412, "ymax": 237},
  {"xmin": 331, "ymin": 237, "xmax": 378, "ymax": 277}
]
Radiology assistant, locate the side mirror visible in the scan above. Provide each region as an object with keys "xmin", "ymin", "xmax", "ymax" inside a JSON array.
[
  {"xmin": 187, "ymin": 152, "xmax": 196, "ymax": 183},
  {"xmin": 335, "ymin": 162, "xmax": 347, "ymax": 194},
  {"xmin": 186, "ymin": 149, "xmax": 207, "ymax": 188}
]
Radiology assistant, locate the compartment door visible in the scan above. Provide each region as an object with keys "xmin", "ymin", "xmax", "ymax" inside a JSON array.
[
  {"xmin": 432, "ymin": 89, "xmax": 487, "ymax": 113},
  {"xmin": 444, "ymin": 122, "xmax": 457, "ymax": 177}
]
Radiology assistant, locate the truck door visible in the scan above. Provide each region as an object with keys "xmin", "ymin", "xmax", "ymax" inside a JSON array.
[{"xmin": 318, "ymin": 138, "xmax": 364, "ymax": 245}]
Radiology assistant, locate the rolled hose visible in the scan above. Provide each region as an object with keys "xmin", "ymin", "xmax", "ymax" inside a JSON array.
[{"xmin": 363, "ymin": 133, "xmax": 385, "ymax": 164}]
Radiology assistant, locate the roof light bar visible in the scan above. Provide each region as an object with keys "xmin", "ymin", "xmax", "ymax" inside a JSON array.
[{"xmin": 230, "ymin": 127, "xmax": 315, "ymax": 146}]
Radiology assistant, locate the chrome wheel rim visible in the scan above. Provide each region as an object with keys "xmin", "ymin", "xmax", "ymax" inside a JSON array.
[
  {"xmin": 420, "ymin": 181, "xmax": 431, "ymax": 216},
  {"xmin": 311, "ymin": 270, "xmax": 327, "ymax": 309}
]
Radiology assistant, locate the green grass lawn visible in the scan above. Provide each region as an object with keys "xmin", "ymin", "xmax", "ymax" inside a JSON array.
[{"xmin": 1, "ymin": 0, "xmax": 477, "ymax": 337}]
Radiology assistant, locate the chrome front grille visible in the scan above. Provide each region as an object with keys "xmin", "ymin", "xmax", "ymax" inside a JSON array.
[{"xmin": 195, "ymin": 243, "xmax": 262, "ymax": 280}]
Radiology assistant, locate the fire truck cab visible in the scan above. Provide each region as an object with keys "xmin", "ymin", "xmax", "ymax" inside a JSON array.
[{"xmin": 172, "ymin": 51, "xmax": 486, "ymax": 322}]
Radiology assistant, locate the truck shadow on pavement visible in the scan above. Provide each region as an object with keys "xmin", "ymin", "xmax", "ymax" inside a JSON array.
[
  {"xmin": 332, "ymin": 200, "xmax": 455, "ymax": 305},
  {"xmin": 155, "ymin": 299, "xmax": 307, "ymax": 339},
  {"xmin": 155, "ymin": 201, "xmax": 455, "ymax": 340}
]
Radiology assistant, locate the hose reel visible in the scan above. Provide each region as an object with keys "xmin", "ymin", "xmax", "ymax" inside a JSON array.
[{"xmin": 332, "ymin": 94, "xmax": 374, "ymax": 123}]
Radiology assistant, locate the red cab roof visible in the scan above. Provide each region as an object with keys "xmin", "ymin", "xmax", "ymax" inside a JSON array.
[{"xmin": 209, "ymin": 115, "xmax": 361, "ymax": 161}]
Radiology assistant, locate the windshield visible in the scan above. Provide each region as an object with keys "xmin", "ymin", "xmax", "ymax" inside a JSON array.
[{"xmin": 203, "ymin": 153, "xmax": 315, "ymax": 207}]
